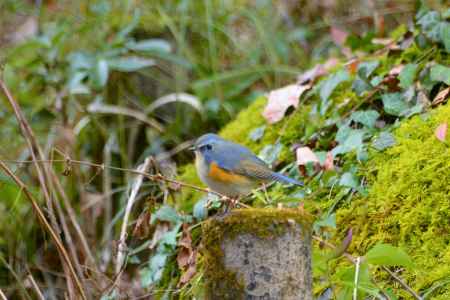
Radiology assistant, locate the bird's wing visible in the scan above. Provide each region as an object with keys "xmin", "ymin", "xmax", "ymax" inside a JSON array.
[{"xmin": 213, "ymin": 143, "xmax": 303, "ymax": 186}]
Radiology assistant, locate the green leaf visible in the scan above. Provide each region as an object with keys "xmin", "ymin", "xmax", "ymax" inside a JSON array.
[
  {"xmin": 398, "ymin": 64, "xmax": 418, "ymax": 89},
  {"xmin": 372, "ymin": 132, "xmax": 396, "ymax": 151},
  {"xmin": 68, "ymin": 51, "xmax": 95, "ymax": 71},
  {"xmin": 441, "ymin": 21, "xmax": 450, "ymax": 53},
  {"xmin": 126, "ymin": 39, "xmax": 172, "ymax": 54},
  {"xmin": 313, "ymin": 213, "xmax": 336, "ymax": 231},
  {"xmin": 258, "ymin": 142, "xmax": 282, "ymax": 165},
  {"xmin": 151, "ymin": 205, "xmax": 187, "ymax": 224},
  {"xmin": 193, "ymin": 197, "xmax": 208, "ymax": 220},
  {"xmin": 430, "ymin": 64, "xmax": 450, "ymax": 85},
  {"xmin": 366, "ymin": 244, "xmax": 413, "ymax": 268},
  {"xmin": 417, "ymin": 11, "xmax": 443, "ymax": 42},
  {"xmin": 339, "ymin": 172, "xmax": 358, "ymax": 189},
  {"xmin": 381, "ymin": 93, "xmax": 409, "ymax": 116},
  {"xmin": 357, "ymin": 60, "xmax": 380, "ymax": 79},
  {"xmin": 350, "ymin": 110, "xmax": 380, "ymax": 128},
  {"xmin": 320, "ymin": 70, "xmax": 350, "ymax": 102},
  {"xmin": 140, "ymin": 252, "xmax": 169, "ymax": 286},
  {"xmin": 332, "ymin": 129, "xmax": 365, "ymax": 156},
  {"xmin": 92, "ymin": 59, "xmax": 109, "ymax": 88},
  {"xmin": 107, "ymin": 56, "xmax": 155, "ymax": 72}
]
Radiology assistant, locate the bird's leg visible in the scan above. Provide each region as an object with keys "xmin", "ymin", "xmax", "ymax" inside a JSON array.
[{"xmin": 221, "ymin": 196, "xmax": 238, "ymax": 214}]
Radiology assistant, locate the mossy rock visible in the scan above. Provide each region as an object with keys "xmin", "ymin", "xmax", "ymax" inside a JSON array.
[
  {"xmin": 337, "ymin": 103, "xmax": 450, "ymax": 299},
  {"xmin": 201, "ymin": 208, "xmax": 314, "ymax": 299}
]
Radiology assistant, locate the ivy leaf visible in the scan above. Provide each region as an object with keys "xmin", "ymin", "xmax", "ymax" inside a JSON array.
[
  {"xmin": 381, "ymin": 93, "xmax": 409, "ymax": 116},
  {"xmin": 140, "ymin": 252, "xmax": 169, "ymax": 286},
  {"xmin": 372, "ymin": 132, "xmax": 396, "ymax": 151},
  {"xmin": 313, "ymin": 213, "xmax": 336, "ymax": 231},
  {"xmin": 357, "ymin": 60, "xmax": 380, "ymax": 79},
  {"xmin": 332, "ymin": 129, "xmax": 365, "ymax": 156},
  {"xmin": 193, "ymin": 197, "xmax": 208, "ymax": 220},
  {"xmin": 258, "ymin": 142, "xmax": 282, "ymax": 165},
  {"xmin": 430, "ymin": 64, "xmax": 450, "ymax": 85},
  {"xmin": 350, "ymin": 110, "xmax": 380, "ymax": 128},
  {"xmin": 339, "ymin": 172, "xmax": 358, "ymax": 189},
  {"xmin": 151, "ymin": 205, "xmax": 191, "ymax": 225},
  {"xmin": 320, "ymin": 70, "xmax": 350, "ymax": 102},
  {"xmin": 442, "ymin": 22, "xmax": 450, "ymax": 53},
  {"xmin": 108, "ymin": 56, "xmax": 155, "ymax": 72},
  {"xmin": 398, "ymin": 64, "xmax": 418, "ymax": 89},
  {"xmin": 417, "ymin": 11, "xmax": 444, "ymax": 42},
  {"xmin": 366, "ymin": 244, "xmax": 413, "ymax": 268}
]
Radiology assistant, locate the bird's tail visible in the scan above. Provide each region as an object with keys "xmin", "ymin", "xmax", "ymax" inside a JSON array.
[{"xmin": 271, "ymin": 172, "xmax": 304, "ymax": 186}]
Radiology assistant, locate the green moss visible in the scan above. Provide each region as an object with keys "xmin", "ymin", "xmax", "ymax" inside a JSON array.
[
  {"xmin": 337, "ymin": 103, "xmax": 450, "ymax": 298},
  {"xmin": 201, "ymin": 208, "xmax": 313, "ymax": 299}
]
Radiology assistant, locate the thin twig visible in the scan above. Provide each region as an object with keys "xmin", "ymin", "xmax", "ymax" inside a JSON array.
[
  {"xmin": 353, "ymin": 256, "xmax": 361, "ymax": 300},
  {"xmin": 115, "ymin": 157, "xmax": 152, "ymax": 276},
  {"xmin": 3, "ymin": 158, "xmax": 252, "ymax": 208},
  {"xmin": 0, "ymin": 79, "xmax": 87, "ymax": 300},
  {"xmin": 381, "ymin": 266, "xmax": 423, "ymax": 300},
  {"xmin": 312, "ymin": 235, "xmax": 422, "ymax": 300},
  {"xmin": 0, "ymin": 287, "xmax": 6, "ymax": 300},
  {"xmin": 26, "ymin": 273, "xmax": 45, "ymax": 300}
]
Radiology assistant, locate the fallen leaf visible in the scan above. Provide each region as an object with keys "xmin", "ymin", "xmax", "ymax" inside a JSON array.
[
  {"xmin": 149, "ymin": 223, "xmax": 170, "ymax": 249},
  {"xmin": 297, "ymin": 58, "xmax": 338, "ymax": 84},
  {"xmin": 389, "ymin": 64, "xmax": 404, "ymax": 76},
  {"xmin": 323, "ymin": 152, "xmax": 334, "ymax": 171},
  {"xmin": 296, "ymin": 147, "xmax": 320, "ymax": 165},
  {"xmin": 132, "ymin": 211, "xmax": 151, "ymax": 239},
  {"xmin": 178, "ymin": 261, "xmax": 197, "ymax": 286},
  {"xmin": 435, "ymin": 123, "xmax": 448, "ymax": 142},
  {"xmin": 432, "ymin": 87, "xmax": 450, "ymax": 106},
  {"xmin": 177, "ymin": 224, "xmax": 197, "ymax": 287},
  {"xmin": 331, "ymin": 27, "xmax": 348, "ymax": 46},
  {"xmin": 263, "ymin": 84, "xmax": 311, "ymax": 123}
]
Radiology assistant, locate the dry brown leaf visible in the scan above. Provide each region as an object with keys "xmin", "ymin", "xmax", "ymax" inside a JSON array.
[
  {"xmin": 297, "ymin": 58, "xmax": 339, "ymax": 84},
  {"xmin": 331, "ymin": 27, "xmax": 348, "ymax": 47},
  {"xmin": 389, "ymin": 64, "xmax": 404, "ymax": 76},
  {"xmin": 435, "ymin": 123, "xmax": 448, "ymax": 142},
  {"xmin": 262, "ymin": 84, "xmax": 311, "ymax": 124},
  {"xmin": 178, "ymin": 262, "xmax": 197, "ymax": 286},
  {"xmin": 132, "ymin": 211, "xmax": 151, "ymax": 239},
  {"xmin": 296, "ymin": 147, "xmax": 319, "ymax": 165},
  {"xmin": 149, "ymin": 223, "xmax": 170, "ymax": 249},
  {"xmin": 432, "ymin": 87, "xmax": 450, "ymax": 106},
  {"xmin": 323, "ymin": 152, "xmax": 335, "ymax": 171}
]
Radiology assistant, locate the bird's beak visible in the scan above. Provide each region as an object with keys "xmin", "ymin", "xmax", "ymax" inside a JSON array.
[{"xmin": 189, "ymin": 145, "xmax": 197, "ymax": 151}]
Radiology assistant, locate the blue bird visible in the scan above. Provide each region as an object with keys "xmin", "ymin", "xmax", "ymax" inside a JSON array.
[{"xmin": 191, "ymin": 133, "xmax": 303, "ymax": 198}]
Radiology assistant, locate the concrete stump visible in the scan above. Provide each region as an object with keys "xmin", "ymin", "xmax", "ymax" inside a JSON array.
[{"xmin": 202, "ymin": 208, "xmax": 312, "ymax": 300}]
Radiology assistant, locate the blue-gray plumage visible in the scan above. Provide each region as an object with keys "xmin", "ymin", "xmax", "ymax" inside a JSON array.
[{"xmin": 191, "ymin": 133, "xmax": 303, "ymax": 197}]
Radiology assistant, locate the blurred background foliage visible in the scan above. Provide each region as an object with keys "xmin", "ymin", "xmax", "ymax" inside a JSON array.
[{"xmin": 0, "ymin": 0, "xmax": 447, "ymax": 298}]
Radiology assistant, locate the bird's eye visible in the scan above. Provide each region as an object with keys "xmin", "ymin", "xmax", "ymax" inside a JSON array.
[{"xmin": 205, "ymin": 144, "xmax": 212, "ymax": 150}]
